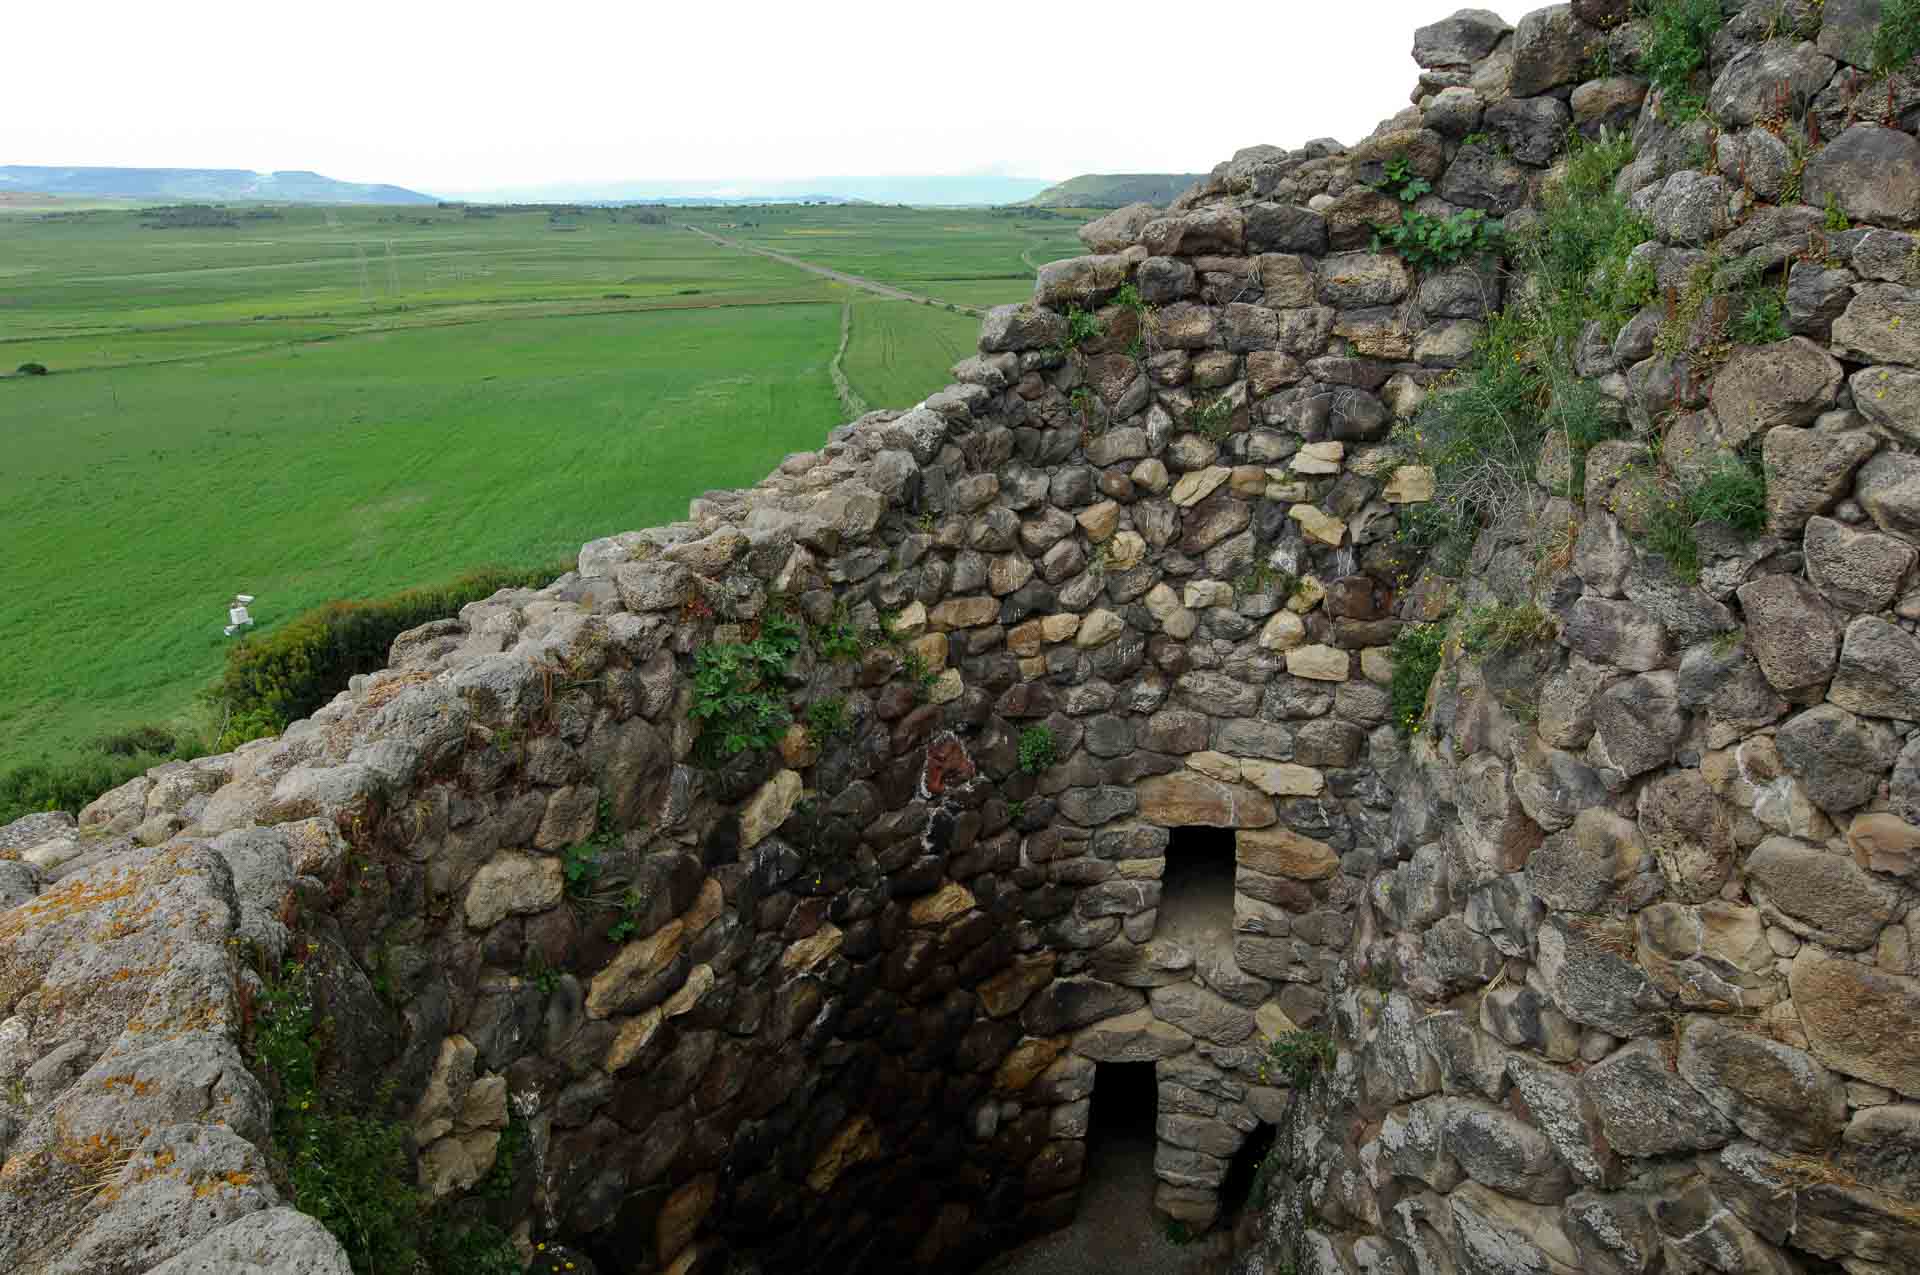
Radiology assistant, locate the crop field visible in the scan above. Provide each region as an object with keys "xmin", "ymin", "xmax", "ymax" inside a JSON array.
[{"xmin": 0, "ymin": 201, "xmax": 1094, "ymax": 767}]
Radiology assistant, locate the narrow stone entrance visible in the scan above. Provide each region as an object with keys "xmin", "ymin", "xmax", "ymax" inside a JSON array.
[{"xmin": 1154, "ymin": 825, "xmax": 1236, "ymax": 951}]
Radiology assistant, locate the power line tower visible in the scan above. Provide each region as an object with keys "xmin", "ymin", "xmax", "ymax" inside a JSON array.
[
  {"xmin": 385, "ymin": 239, "xmax": 399, "ymax": 297},
  {"xmin": 354, "ymin": 241, "xmax": 372, "ymax": 303}
]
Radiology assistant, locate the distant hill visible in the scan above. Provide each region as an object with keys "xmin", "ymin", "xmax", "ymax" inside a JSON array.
[
  {"xmin": 0, "ymin": 166, "xmax": 434, "ymax": 205},
  {"xmin": 437, "ymin": 175, "xmax": 1054, "ymax": 207},
  {"xmin": 1020, "ymin": 173, "xmax": 1204, "ymax": 208}
]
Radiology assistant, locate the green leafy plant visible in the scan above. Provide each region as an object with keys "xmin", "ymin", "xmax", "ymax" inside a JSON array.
[
  {"xmin": 1394, "ymin": 129, "xmax": 1645, "ymax": 566},
  {"xmin": 1687, "ymin": 454, "xmax": 1768, "ymax": 534},
  {"xmin": 1728, "ymin": 284, "xmax": 1787, "ymax": 345},
  {"xmin": 810, "ymin": 605, "xmax": 863, "ymax": 663},
  {"xmin": 1373, "ymin": 208, "xmax": 1503, "ymax": 270},
  {"xmin": 1006, "ymin": 798, "xmax": 1027, "ymax": 822},
  {"xmin": 1374, "ymin": 154, "xmax": 1434, "ymax": 204},
  {"xmin": 15, "ymin": 361, "xmax": 48, "ymax": 376},
  {"xmin": 1457, "ymin": 603, "xmax": 1558, "ymax": 656},
  {"xmin": 1638, "ymin": 0, "xmax": 1724, "ymax": 120},
  {"xmin": 1017, "ymin": 725, "xmax": 1057, "ymax": 775},
  {"xmin": 689, "ymin": 604, "xmax": 803, "ymax": 760},
  {"xmin": 898, "ymin": 649, "xmax": 939, "ymax": 700},
  {"xmin": 805, "ymin": 694, "xmax": 851, "ymax": 742},
  {"xmin": 1235, "ymin": 560, "xmax": 1301, "ymax": 600},
  {"xmin": 1823, "ymin": 191, "xmax": 1850, "ymax": 232},
  {"xmin": 1262, "ymin": 1029, "xmax": 1337, "ymax": 1089},
  {"xmin": 1060, "ymin": 305, "xmax": 1103, "ymax": 353},
  {"xmin": 248, "ymin": 961, "xmax": 520, "ymax": 1275},
  {"xmin": 1389, "ymin": 622, "xmax": 1448, "ymax": 739},
  {"xmin": 1163, "ymin": 1219, "xmax": 1195, "ymax": 1247},
  {"xmin": 1187, "ymin": 393, "xmax": 1235, "ymax": 438},
  {"xmin": 561, "ymin": 798, "xmax": 620, "ymax": 900},
  {"xmin": 1870, "ymin": 0, "xmax": 1920, "ymax": 75}
]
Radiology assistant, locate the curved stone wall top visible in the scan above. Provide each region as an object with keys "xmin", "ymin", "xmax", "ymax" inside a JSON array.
[{"xmin": 6, "ymin": 1, "xmax": 1920, "ymax": 1272}]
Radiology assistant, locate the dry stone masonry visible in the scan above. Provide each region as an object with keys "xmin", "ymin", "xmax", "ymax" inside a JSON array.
[{"xmin": 4, "ymin": 2, "xmax": 1920, "ymax": 1273}]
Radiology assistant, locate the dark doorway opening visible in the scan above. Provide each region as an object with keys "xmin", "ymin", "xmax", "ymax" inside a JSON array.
[
  {"xmin": 1156, "ymin": 825, "xmax": 1237, "ymax": 950},
  {"xmin": 1089, "ymin": 1060, "xmax": 1157, "ymax": 1145},
  {"xmin": 1219, "ymin": 1120, "xmax": 1278, "ymax": 1217}
]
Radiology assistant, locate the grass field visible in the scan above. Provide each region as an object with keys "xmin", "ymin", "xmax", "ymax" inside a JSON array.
[{"xmin": 0, "ymin": 200, "xmax": 1093, "ymax": 768}]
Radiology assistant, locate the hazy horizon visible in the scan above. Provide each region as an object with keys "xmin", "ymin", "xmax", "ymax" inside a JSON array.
[{"xmin": 6, "ymin": 1, "xmax": 1521, "ymax": 194}]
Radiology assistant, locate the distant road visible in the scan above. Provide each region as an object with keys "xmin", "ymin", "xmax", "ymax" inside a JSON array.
[{"xmin": 679, "ymin": 224, "xmax": 985, "ymax": 317}]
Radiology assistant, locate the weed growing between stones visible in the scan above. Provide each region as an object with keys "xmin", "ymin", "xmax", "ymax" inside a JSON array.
[
  {"xmin": 1162, "ymin": 1219, "xmax": 1195, "ymax": 1246},
  {"xmin": 1824, "ymin": 191, "xmax": 1852, "ymax": 232},
  {"xmin": 1456, "ymin": 603, "xmax": 1559, "ymax": 656},
  {"xmin": 1057, "ymin": 305, "xmax": 1103, "ymax": 356},
  {"xmin": 1389, "ymin": 623, "xmax": 1448, "ymax": 739},
  {"xmin": 1634, "ymin": 452, "xmax": 1768, "ymax": 581},
  {"xmin": 689, "ymin": 604, "xmax": 805, "ymax": 761},
  {"xmin": 1261, "ymin": 1029, "xmax": 1336, "ymax": 1089},
  {"xmin": 1371, "ymin": 152, "xmax": 1501, "ymax": 270},
  {"xmin": 248, "ymin": 961, "xmax": 521, "ymax": 1275},
  {"xmin": 1187, "ymin": 393, "xmax": 1236, "ymax": 439},
  {"xmin": 804, "ymin": 694, "xmax": 851, "ymax": 744},
  {"xmin": 1638, "ymin": 0, "xmax": 1725, "ymax": 121},
  {"xmin": 1871, "ymin": 0, "xmax": 1920, "ymax": 75},
  {"xmin": 1017, "ymin": 726, "xmax": 1057, "ymax": 775},
  {"xmin": 1728, "ymin": 282, "xmax": 1789, "ymax": 344},
  {"xmin": 560, "ymin": 799, "xmax": 620, "ymax": 901},
  {"xmin": 1395, "ymin": 129, "xmax": 1646, "ymax": 568},
  {"xmin": 809, "ymin": 604, "xmax": 863, "ymax": 663}
]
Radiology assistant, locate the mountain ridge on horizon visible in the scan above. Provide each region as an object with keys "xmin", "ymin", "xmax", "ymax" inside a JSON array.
[{"xmin": 0, "ymin": 165, "xmax": 434, "ymax": 205}]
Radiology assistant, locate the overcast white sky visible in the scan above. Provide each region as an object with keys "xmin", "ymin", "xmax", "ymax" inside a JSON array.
[{"xmin": 7, "ymin": 1, "xmax": 1523, "ymax": 194}]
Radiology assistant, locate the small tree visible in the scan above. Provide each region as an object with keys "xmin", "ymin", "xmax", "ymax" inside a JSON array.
[{"xmin": 16, "ymin": 362, "xmax": 48, "ymax": 376}]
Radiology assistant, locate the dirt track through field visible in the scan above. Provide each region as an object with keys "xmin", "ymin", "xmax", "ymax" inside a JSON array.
[{"xmin": 680, "ymin": 224, "xmax": 986, "ymax": 316}]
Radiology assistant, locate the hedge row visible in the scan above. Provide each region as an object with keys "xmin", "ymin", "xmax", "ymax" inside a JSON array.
[{"xmin": 0, "ymin": 560, "xmax": 569, "ymax": 826}]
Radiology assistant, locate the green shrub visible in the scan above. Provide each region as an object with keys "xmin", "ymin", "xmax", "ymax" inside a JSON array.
[
  {"xmin": 1017, "ymin": 725, "xmax": 1057, "ymax": 775},
  {"xmin": 805, "ymin": 695, "xmax": 851, "ymax": 742},
  {"xmin": 689, "ymin": 606, "xmax": 804, "ymax": 761},
  {"xmin": 1060, "ymin": 305, "xmax": 1102, "ymax": 352},
  {"xmin": 1688, "ymin": 455, "xmax": 1768, "ymax": 534},
  {"xmin": 1373, "ymin": 154, "xmax": 1433, "ymax": 203},
  {"xmin": 208, "ymin": 561, "xmax": 568, "ymax": 739},
  {"xmin": 1261, "ymin": 1029, "xmax": 1337, "ymax": 1088},
  {"xmin": 1638, "ymin": 0, "xmax": 1724, "ymax": 119},
  {"xmin": 0, "ymin": 724, "xmax": 207, "ymax": 825},
  {"xmin": 1824, "ymin": 191, "xmax": 1850, "ymax": 232},
  {"xmin": 249, "ymin": 962, "xmax": 519, "ymax": 1275},
  {"xmin": 1728, "ymin": 285, "xmax": 1787, "ymax": 345},
  {"xmin": 1871, "ymin": 0, "xmax": 1920, "ymax": 74},
  {"xmin": 15, "ymin": 361, "xmax": 48, "ymax": 376},
  {"xmin": 1373, "ymin": 208, "xmax": 1503, "ymax": 270},
  {"xmin": 1457, "ymin": 603, "xmax": 1558, "ymax": 655},
  {"xmin": 1186, "ymin": 394, "xmax": 1235, "ymax": 438},
  {"xmin": 1395, "ymin": 130, "xmax": 1645, "ymax": 566},
  {"xmin": 1389, "ymin": 623, "xmax": 1448, "ymax": 739}
]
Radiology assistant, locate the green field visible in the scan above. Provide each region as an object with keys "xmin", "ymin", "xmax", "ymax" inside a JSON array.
[{"xmin": 0, "ymin": 201, "xmax": 1092, "ymax": 768}]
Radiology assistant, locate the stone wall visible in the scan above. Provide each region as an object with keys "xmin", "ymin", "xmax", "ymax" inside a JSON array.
[
  {"xmin": 1222, "ymin": 3, "xmax": 1920, "ymax": 1275},
  {"xmin": 3, "ymin": 3, "xmax": 1920, "ymax": 1274}
]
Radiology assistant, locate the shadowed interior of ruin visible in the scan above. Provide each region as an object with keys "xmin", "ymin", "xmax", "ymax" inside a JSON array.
[{"xmin": 1155, "ymin": 826, "xmax": 1237, "ymax": 952}]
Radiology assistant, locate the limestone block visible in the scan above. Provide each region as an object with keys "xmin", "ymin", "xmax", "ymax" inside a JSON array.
[
  {"xmin": 463, "ymin": 851, "xmax": 564, "ymax": 930},
  {"xmin": 1238, "ymin": 761, "xmax": 1325, "ymax": 798},
  {"xmin": 1074, "ymin": 1008, "xmax": 1194, "ymax": 1062},
  {"xmin": 1171, "ymin": 466, "xmax": 1232, "ymax": 507},
  {"xmin": 586, "ymin": 919, "xmax": 686, "ymax": 1019},
  {"xmin": 739, "ymin": 769, "xmax": 803, "ymax": 851},
  {"xmin": 1383, "ymin": 465, "xmax": 1435, "ymax": 503},
  {"xmin": 780, "ymin": 923, "xmax": 843, "ymax": 974},
  {"xmin": 1292, "ymin": 441, "xmax": 1345, "ymax": 475},
  {"xmin": 1136, "ymin": 772, "xmax": 1277, "ymax": 828},
  {"xmin": 1285, "ymin": 645, "xmax": 1350, "ymax": 681},
  {"xmin": 1238, "ymin": 826, "xmax": 1339, "ymax": 880},
  {"xmin": 1287, "ymin": 503, "xmax": 1346, "ymax": 546},
  {"xmin": 1258, "ymin": 609, "xmax": 1306, "ymax": 651}
]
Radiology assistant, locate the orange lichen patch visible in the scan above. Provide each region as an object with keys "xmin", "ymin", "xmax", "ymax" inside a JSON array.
[{"xmin": 99, "ymin": 1076, "xmax": 156, "ymax": 1097}]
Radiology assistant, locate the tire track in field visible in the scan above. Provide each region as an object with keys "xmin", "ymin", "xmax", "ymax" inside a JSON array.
[
  {"xmin": 828, "ymin": 301, "xmax": 869, "ymax": 421},
  {"xmin": 679, "ymin": 224, "xmax": 986, "ymax": 317}
]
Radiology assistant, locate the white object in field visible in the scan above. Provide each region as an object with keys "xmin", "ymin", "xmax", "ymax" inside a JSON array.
[{"xmin": 224, "ymin": 593, "xmax": 257, "ymax": 637}]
